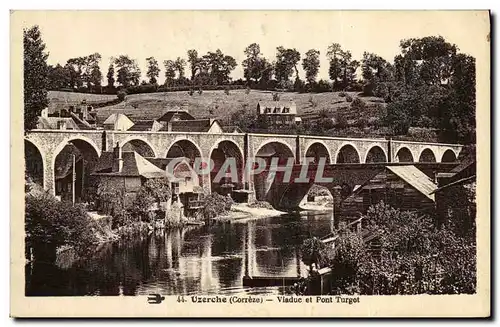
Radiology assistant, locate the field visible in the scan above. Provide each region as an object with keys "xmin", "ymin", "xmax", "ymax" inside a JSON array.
[
  {"xmin": 86, "ymin": 89, "xmax": 386, "ymax": 125},
  {"xmin": 48, "ymin": 91, "xmax": 117, "ymax": 106}
]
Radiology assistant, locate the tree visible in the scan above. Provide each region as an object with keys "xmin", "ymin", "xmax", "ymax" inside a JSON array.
[
  {"xmin": 114, "ymin": 55, "xmax": 141, "ymax": 88},
  {"xmin": 327, "ymin": 43, "xmax": 359, "ymax": 90},
  {"xmin": 398, "ymin": 36, "xmax": 457, "ymax": 86},
  {"xmin": 146, "ymin": 57, "xmax": 160, "ymax": 85},
  {"xmin": 131, "ymin": 178, "xmax": 172, "ymax": 221},
  {"xmin": 86, "ymin": 53, "xmax": 102, "ymax": 92},
  {"xmin": 66, "ymin": 53, "xmax": 102, "ymax": 91},
  {"xmin": 301, "ymin": 237, "xmax": 328, "ymax": 272},
  {"xmin": 24, "ymin": 25, "xmax": 48, "ymax": 131},
  {"xmin": 66, "ymin": 57, "xmax": 85, "ymax": 88},
  {"xmin": 163, "ymin": 60, "xmax": 176, "ymax": 86},
  {"xmin": 200, "ymin": 49, "xmax": 237, "ymax": 85},
  {"xmin": 187, "ymin": 49, "xmax": 200, "ymax": 81},
  {"xmin": 106, "ymin": 63, "xmax": 115, "ymax": 88},
  {"xmin": 174, "ymin": 57, "xmax": 186, "ymax": 80},
  {"xmin": 275, "ymin": 46, "xmax": 301, "ymax": 86},
  {"xmin": 242, "ymin": 43, "xmax": 273, "ymax": 84},
  {"xmin": 361, "ymin": 52, "xmax": 393, "ymax": 95},
  {"xmin": 47, "ymin": 64, "xmax": 71, "ymax": 90},
  {"xmin": 302, "ymin": 49, "xmax": 321, "ymax": 84}
]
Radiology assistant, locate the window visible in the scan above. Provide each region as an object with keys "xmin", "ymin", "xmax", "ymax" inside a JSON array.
[
  {"xmin": 283, "ymin": 107, "xmax": 290, "ymax": 113},
  {"xmin": 273, "ymin": 107, "xmax": 280, "ymax": 113},
  {"xmin": 265, "ymin": 108, "xmax": 271, "ymax": 114}
]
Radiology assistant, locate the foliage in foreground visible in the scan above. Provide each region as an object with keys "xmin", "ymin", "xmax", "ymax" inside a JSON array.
[
  {"xmin": 25, "ymin": 192, "xmax": 98, "ymax": 261},
  {"xmin": 299, "ymin": 201, "xmax": 476, "ymax": 295}
]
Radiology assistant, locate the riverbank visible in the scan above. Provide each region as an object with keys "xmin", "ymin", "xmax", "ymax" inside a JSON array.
[
  {"xmin": 212, "ymin": 203, "xmax": 286, "ymax": 222},
  {"xmin": 299, "ymin": 196, "xmax": 333, "ymax": 213}
]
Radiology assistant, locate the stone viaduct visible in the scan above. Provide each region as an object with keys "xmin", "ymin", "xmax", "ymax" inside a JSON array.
[{"xmin": 25, "ymin": 129, "xmax": 463, "ymax": 201}]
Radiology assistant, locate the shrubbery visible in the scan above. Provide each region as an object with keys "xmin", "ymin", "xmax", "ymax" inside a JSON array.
[
  {"xmin": 296, "ymin": 201, "xmax": 477, "ymax": 295},
  {"xmin": 350, "ymin": 97, "xmax": 366, "ymax": 111},
  {"xmin": 117, "ymin": 90, "xmax": 127, "ymax": 101},
  {"xmin": 25, "ymin": 192, "xmax": 98, "ymax": 262},
  {"xmin": 345, "ymin": 94, "xmax": 353, "ymax": 102},
  {"xmin": 201, "ymin": 192, "xmax": 233, "ymax": 219}
]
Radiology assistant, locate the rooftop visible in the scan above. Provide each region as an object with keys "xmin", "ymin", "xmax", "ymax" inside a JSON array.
[{"xmin": 386, "ymin": 165, "xmax": 438, "ymax": 201}]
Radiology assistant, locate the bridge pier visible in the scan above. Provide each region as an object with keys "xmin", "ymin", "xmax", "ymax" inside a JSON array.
[{"xmin": 42, "ymin": 152, "xmax": 56, "ymax": 196}]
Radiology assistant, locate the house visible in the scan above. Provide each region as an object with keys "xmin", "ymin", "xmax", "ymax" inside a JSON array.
[
  {"xmin": 128, "ymin": 120, "xmax": 163, "ymax": 132},
  {"xmin": 102, "ymin": 113, "xmax": 134, "ymax": 131},
  {"xmin": 91, "ymin": 146, "xmax": 179, "ymax": 213},
  {"xmin": 161, "ymin": 118, "xmax": 224, "ymax": 133},
  {"xmin": 432, "ymin": 158, "xmax": 476, "ymax": 228},
  {"xmin": 37, "ymin": 116, "xmax": 81, "ymax": 130},
  {"xmin": 146, "ymin": 157, "xmax": 204, "ymax": 213},
  {"xmin": 157, "ymin": 109, "xmax": 195, "ymax": 124},
  {"xmin": 257, "ymin": 100, "xmax": 297, "ymax": 127},
  {"xmin": 40, "ymin": 100, "xmax": 98, "ymax": 128},
  {"xmin": 337, "ymin": 165, "xmax": 438, "ymax": 223}
]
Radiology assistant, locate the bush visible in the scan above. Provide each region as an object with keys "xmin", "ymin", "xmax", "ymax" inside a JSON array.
[
  {"xmin": 117, "ymin": 90, "xmax": 127, "ymax": 101},
  {"xmin": 335, "ymin": 112, "xmax": 349, "ymax": 128},
  {"xmin": 131, "ymin": 178, "xmax": 172, "ymax": 222},
  {"xmin": 362, "ymin": 83, "xmax": 375, "ymax": 96},
  {"xmin": 272, "ymin": 92, "xmax": 280, "ymax": 101},
  {"xmin": 25, "ymin": 192, "xmax": 98, "ymax": 262},
  {"xmin": 339, "ymin": 91, "xmax": 347, "ymax": 97},
  {"xmin": 345, "ymin": 94, "xmax": 353, "ymax": 102},
  {"xmin": 198, "ymin": 87, "xmax": 203, "ymax": 95},
  {"xmin": 188, "ymin": 88, "xmax": 194, "ymax": 96},
  {"xmin": 351, "ymin": 97, "xmax": 366, "ymax": 111},
  {"xmin": 202, "ymin": 193, "xmax": 233, "ymax": 219},
  {"xmin": 245, "ymin": 86, "xmax": 251, "ymax": 95},
  {"xmin": 224, "ymin": 86, "xmax": 230, "ymax": 95}
]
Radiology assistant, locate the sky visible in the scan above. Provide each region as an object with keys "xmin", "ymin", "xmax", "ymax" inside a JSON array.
[{"xmin": 13, "ymin": 10, "xmax": 490, "ymax": 85}]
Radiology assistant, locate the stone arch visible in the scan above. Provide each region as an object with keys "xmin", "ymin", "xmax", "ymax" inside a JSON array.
[
  {"xmin": 25, "ymin": 139, "xmax": 45, "ymax": 188},
  {"xmin": 418, "ymin": 148, "xmax": 437, "ymax": 163},
  {"xmin": 52, "ymin": 137, "xmax": 101, "ymax": 203},
  {"xmin": 364, "ymin": 145, "xmax": 388, "ymax": 163},
  {"xmin": 254, "ymin": 140, "xmax": 295, "ymax": 164},
  {"xmin": 253, "ymin": 141, "xmax": 295, "ymax": 202},
  {"xmin": 395, "ymin": 147, "xmax": 414, "ymax": 163},
  {"xmin": 209, "ymin": 140, "xmax": 245, "ymax": 193},
  {"xmin": 335, "ymin": 143, "xmax": 360, "ymax": 163},
  {"xmin": 441, "ymin": 149, "xmax": 457, "ymax": 163},
  {"xmin": 164, "ymin": 139, "xmax": 207, "ymax": 190},
  {"xmin": 120, "ymin": 137, "xmax": 158, "ymax": 158},
  {"xmin": 165, "ymin": 139, "xmax": 204, "ymax": 164},
  {"xmin": 304, "ymin": 141, "xmax": 332, "ymax": 164}
]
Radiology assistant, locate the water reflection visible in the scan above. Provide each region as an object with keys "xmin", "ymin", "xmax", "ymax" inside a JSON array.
[{"xmin": 26, "ymin": 211, "xmax": 332, "ymax": 296}]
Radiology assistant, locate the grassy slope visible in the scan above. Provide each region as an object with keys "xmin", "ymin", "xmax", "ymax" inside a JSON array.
[
  {"xmin": 92, "ymin": 89, "xmax": 386, "ymax": 125},
  {"xmin": 46, "ymin": 89, "xmax": 443, "ymax": 142},
  {"xmin": 48, "ymin": 91, "xmax": 118, "ymax": 108}
]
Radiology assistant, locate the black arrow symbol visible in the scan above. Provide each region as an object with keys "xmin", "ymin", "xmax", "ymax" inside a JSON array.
[{"xmin": 147, "ymin": 293, "xmax": 165, "ymax": 304}]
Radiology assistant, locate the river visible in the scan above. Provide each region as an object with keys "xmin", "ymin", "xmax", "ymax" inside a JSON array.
[{"xmin": 25, "ymin": 211, "xmax": 334, "ymax": 296}]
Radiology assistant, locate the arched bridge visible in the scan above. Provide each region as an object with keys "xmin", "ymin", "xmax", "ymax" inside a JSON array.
[{"xmin": 24, "ymin": 129, "xmax": 463, "ymax": 201}]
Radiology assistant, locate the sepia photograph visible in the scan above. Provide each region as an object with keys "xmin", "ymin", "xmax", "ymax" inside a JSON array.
[{"xmin": 11, "ymin": 10, "xmax": 490, "ymax": 317}]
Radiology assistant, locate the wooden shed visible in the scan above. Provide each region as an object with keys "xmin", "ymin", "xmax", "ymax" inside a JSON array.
[{"xmin": 337, "ymin": 165, "xmax": 438, "ymax": 222}]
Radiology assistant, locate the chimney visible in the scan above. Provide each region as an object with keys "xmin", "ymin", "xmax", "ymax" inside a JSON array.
[
  {"xmin": 41, "ymin": 107, "xmax": 48, "ymax": 118},
  {"xmin": 113, "ymin": 142, "xmax": 123, "ymax": 172},
  {"xmin": 57, "ymin": 120, "xmax": 67, "ymax": 130},
  {"xmin": 167, "ymin": 121, "xmax": 173, "ymax": 132}
]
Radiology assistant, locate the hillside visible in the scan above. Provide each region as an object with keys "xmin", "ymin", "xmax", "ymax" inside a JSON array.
[
  {"xmin": 48, "ymin": 91, "xmax": 117, "ymax": 106},
  {"xmin": 45, "ymin": 90, "xmax": 446, "ymax": 142},
  {"xmin": 91, "ymin": 89, "xmax": 386, "ymax": 125}
]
